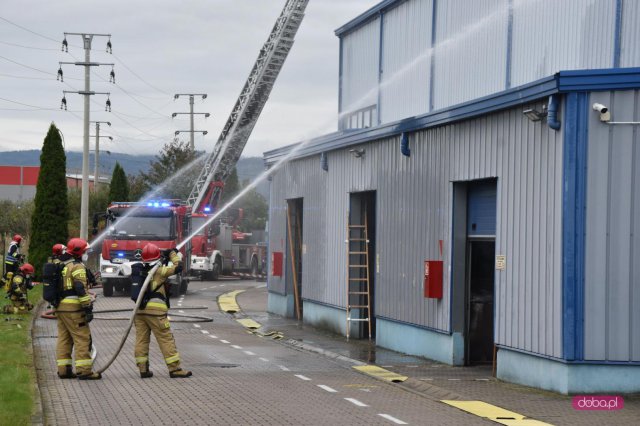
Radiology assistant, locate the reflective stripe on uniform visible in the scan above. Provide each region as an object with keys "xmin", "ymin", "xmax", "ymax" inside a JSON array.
[
  {"xmin": 146, "ymin": 301, "xmax": 168, "ymax": 310},
  {"xmin": 135, "ymin": 356, "xmax": 148, "ymax": 364},
  {"xmin": 75, "ymin": 359, "xmax": 93, "ymax": 367},
  {"xmin": 164, "ymin": 354, "xmax": 180, "ymax": 365},
  {"xmin": 60, "ymin": 298, "xmax": 81, "ymax": 304},
  {"xmin": 71, "ymin": 269, "xmax": 86, "ymax": 278},
  {"xmin": 57, "ymin": 359, "xmax": 73, "ymax": 366},
  {"xmin": 78, "ymin": 295, "xmax": 91, "ymax": 303}
]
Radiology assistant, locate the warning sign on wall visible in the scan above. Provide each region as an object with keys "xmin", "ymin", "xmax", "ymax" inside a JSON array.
[{"xmin": 496, "ymin": 255, "xmax": 506, "ymax": 270}]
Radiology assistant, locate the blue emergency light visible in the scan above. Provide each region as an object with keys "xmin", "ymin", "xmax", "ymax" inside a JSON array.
[
  {"xmin": 204, "ymin": 206, "xmax": 211, "ymax": 212},
  {"xmin": 117, "ymin": 252, "xmax": 124, "ymax": 257}
]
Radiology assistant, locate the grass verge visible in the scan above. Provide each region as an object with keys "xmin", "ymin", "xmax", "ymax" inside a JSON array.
[{"xmin": 0, "ymin": 284, "xmax": 42, "ymax": 426}]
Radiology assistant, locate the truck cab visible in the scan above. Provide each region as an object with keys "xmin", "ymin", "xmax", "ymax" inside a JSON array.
[{"xmin": 190, "ymin": 212, "xmax": 234, "ymax": 280}]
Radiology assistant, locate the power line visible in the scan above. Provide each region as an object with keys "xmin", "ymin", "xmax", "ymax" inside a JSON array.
[
  {"xmin": 0, "ymin": 72, "xmax": 58, "ymax": 80},
  {"xmin": 0, "ymin": 15, "xmax": 60, "ymax": 43},
  {"xmin": 0, "ymin": 53, "xmax": 83, "ymax": 79},
  {"xmin": 0, "ymin": 40, "xmax": 59, "ymax": 51},
  {"xmin": 112, "ymin": 53, "xmax": 169, "ymax": 96}
]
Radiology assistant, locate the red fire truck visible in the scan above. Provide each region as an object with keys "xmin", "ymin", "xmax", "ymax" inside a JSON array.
[
  {"xmin": 96, "ymin": 201, "xmax": 191, "ymax": 297},
  {"xmin": 189, "ymin": 211, "xmax": 234, "ymax": 280}
]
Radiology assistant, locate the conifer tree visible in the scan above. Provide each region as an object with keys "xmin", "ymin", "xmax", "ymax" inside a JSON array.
[
  {"xmin": 109, "ymin": 162, "xmax": 129, "ymax": 202},
  {"xmin": 30, "ymin": 123, "xmax": 68, "ymax": 276}
]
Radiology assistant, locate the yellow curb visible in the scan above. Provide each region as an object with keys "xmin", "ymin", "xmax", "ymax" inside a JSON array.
[
  {"xmin": 217, "ymin": 290, "xmax": 245, "ymax": 313},
  {"xmin": 236, "ymin": 318, "xmax": 262, "ymax": 329},
  {"xmin": 353, "ymin": 365, "xmax": 408, "ymax": 382},
  {"xmin": 441, "ymin": 401, "xmax": 554, "ymax": 426}
]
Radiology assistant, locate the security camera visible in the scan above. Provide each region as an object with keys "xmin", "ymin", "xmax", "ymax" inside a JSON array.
[
  {"xmin": 592, "ymin": 103, "xmax": 611, "ymax": 122},
  {"xmin": 592, "ymin": 103, "xmax": 608, "ymax": 113}
]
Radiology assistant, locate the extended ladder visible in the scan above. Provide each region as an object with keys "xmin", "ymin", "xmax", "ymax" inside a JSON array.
[
  {"xmin": 187, "ymin": 0, "xmax": 309, "ymax": 212},
  {"xmin": 346, "ymin": 212, "xmax": 372, "ymax": 340}
]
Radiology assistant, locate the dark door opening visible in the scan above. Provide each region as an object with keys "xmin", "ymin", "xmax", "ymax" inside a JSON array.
[
  {"xmin": 348, "ymin": 191, "xmax": 376, "ymax": 339},
  {"xmin": 286, "ymin": 198, "xmax": 303, "ymax": 320},
  {"xmin": 466, "ymin": 239, "xmax": 495, "ymax": 364}
]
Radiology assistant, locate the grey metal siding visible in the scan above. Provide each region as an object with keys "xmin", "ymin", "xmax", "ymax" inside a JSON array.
[
  {"xmin": 380, "ymin": 0, "xmax": 433, "ymax": 123},
  {"xmin": 340, "ymin": 18, "xmax": 380, "ymax": 116},
  {"xmin": 432, "ymin": 0, "xmax": 508, "ymax": 110},
  {"xmin": 268, "ymin": 100, "xmax": 564, "ymax": 357},
  {"xmin": 621, "ymin": 0, "xmax": 640, "ymax": 67},
  {"xmin": 585, "ymin": 90, "xmax": 640, "ymax": 362},
  {"xmin": 503, "ymin": 0, "xmax": 615, "ymax": 87}
]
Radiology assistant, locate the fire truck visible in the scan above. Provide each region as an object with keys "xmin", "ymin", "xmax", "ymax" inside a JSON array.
[
  {"xmin": 189, "ymin": 211, "xmax": 233, "ymax": 280},
  {"xmin": 96, "ymin": 201, "xmax": 191, "ymax": 297}
]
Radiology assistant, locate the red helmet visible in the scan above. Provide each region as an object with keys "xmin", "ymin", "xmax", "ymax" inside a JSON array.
[
  {"xmin": 141, "ymin": 243, "xmax": 161, "ymax": 262},
  {"xmin": 52, "ymin": 244, "xmax": 67, "ymax": 256},
  {"xmin": 67, "ymin": 238, "xmax": 89, "ymax": 257},
  {"xmin": 13, "ymin": 234, "xmax": 22, "ymax": 243},
  {"xmin": 19, "ymin": 263, "xmax": 34, "ymax": 275}
]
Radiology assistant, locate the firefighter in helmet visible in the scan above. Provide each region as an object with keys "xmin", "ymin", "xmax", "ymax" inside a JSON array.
[
  {"xmin": 2, "ymin": 263, "xmax": 34, "ymax": 314},
  {"xmin": 3, "ymin": 234, "xmax": 23, "ymax": 281},
  {"xmin": 56, "ymin": 238, "xmax": 101, "ymax": 380},
  {"xmin": 134, "ymin": 243, "xmax": 192, "ymax": 378}
]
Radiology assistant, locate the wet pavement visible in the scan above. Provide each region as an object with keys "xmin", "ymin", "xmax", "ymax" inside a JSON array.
[{"xmin": 31, "ymin": 277, "xmax": 640, "ymax": 425}]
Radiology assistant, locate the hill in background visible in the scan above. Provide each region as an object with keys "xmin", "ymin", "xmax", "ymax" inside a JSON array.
[{"xmin": 0, "ymin": 150, "xmax": 269, "ymax": 198}]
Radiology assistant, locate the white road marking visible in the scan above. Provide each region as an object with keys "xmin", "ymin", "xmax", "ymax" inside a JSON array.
[
  {"xmin": 231, "ymin": 345, "xmax": 243, "ymax": 349},
  {"xmin": 447, "ymin": 378, "xmax": 461, "ymax": 381},
  {"xmin": 193, "ymin": 324, "xmax": 201, "ymax": 328},
  {"xmin": 220, "ymin": 340, "xmax": 230, "ymax": 344},
  {"xmin": 344, "ymin": 398, "xmax": 368, "ymax": 407},
  {"xmin": 178, "ymin": 310, "xmax": 184, "ymax": 313},
  {"xmin": 243, "ymin": 351, "xmax": 256, "ymax": 356},
  {"xmin": 201, "ymin": 330, "xmax": 209, "ymax": 334},
  {"xmin": 295, "ymin": 374, "xmax": 311, "ymax": 381},
  {"xmin": 278, "ymin": 365, "xmax": 290, "ymax": 371},
  {"xmin": 317, "ymin": 385, "xmax": 337, "ymax": 393},
  {"xmin": 378, "ymin": 414, "xmax": 408, "ymax": 424},
  {"xmin": 259, "ymin": 357, "xmax": 269, "ymax": 362},
  {"xmin": 209, "ymin": 335, "xmax": 218, "ymax": 339}
]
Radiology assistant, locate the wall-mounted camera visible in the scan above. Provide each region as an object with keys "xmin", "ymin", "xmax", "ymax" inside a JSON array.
[{"xmin": 592, "ymin": 103, "xmax": 610, "ymax": 122}]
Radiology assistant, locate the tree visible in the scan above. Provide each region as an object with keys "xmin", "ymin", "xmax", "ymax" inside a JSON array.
[
  {"xmin": 109, "ymin": 162, "xmax": 129, "ymax": 202},
  {"xmin": 29, "ymin": 123, "xmax": 68, "ymax": 276},
  {"xmin": 127, "ymin": 173, "xmax": 150, "ymax": 202},
  {"xmin": 220, "ymin": 167, "xmax": 240, "ymax": 207},
  {"xmin": 237, "ymin": 186, "xmax": 268, "ymax": 231},
  {"xmin": 140, "ymin": 139, "xmax": 202, "ymax": 200}
]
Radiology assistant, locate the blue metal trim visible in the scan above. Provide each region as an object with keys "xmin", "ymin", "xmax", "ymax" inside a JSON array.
[
  {"xmin": 335, "ymin": 0, "xmax": 408, "ymax": 37},
  {"xmin": 376, "ymin": 314, "xmax": 450, "ymax": 335},
  {"xmin": 429, "ymin": 0, "xmax": 438, "ymax": 111},
  {"xmin": 338, "ymin": 37, "xmax": 344, "ymax": 129},
  {"xmin": 562, "ymin": 92, "xmax": 588, "ymax": 361},
  {"xmin": 505, "ymin": 0, "xmax": 514, "ymax": 89},
  {"xmin": 498, "ymin": 345, "xmax": 640, "ymax": 366},
  {"xmin": 400, "ymin": 132, "xmax": 410, "ymax": 156},
  {"xmin": 613, "ymin": 0, "xmax": 623, "ymax": 68},
  {"xmin": 377, "ymin": 11, "xmax": 384, "ymax": 126},
  {"xmin": 264, "ymin": 74, "xmax": 558, "ymax": 163},
  {"xmin": 557, "ymin": 67, "xmax": 640, "ymax": 91}
]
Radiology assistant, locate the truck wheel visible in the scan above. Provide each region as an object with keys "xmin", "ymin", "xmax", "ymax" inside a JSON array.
[
  {"xmin": 103, "ymin": 282, "xmax": 113, "ymax": 297},
  {"xmin": 179, "ymin": 277, "xmax": 189, "ymax": 295},
  {"xmin": 211, "ymin": 258, "xmax": 221, "ymax": 281}
]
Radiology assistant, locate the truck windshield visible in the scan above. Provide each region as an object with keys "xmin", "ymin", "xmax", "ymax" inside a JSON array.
[
  {"xmin": 191, "ymin": 217, "xmax": 207, "ymax": 235},
  {"xmin": 108, "ymin": 216, "xmax": 175, "ymax": 240}
]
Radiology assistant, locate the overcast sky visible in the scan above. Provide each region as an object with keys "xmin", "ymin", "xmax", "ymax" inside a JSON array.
[{"xmin": 0, "ymin": 0, "xmax": 379, "ymax": 161}]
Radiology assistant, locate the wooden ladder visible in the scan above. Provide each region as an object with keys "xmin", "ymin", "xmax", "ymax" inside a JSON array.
[{"xmin": 346, "ymin": 212, "xmax": 372, "ymax": 340}]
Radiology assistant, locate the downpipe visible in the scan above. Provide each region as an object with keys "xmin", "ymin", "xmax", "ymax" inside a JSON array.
[{"xmin": 548, "ymin": 94, "xmax": 561, "ymax": 131}]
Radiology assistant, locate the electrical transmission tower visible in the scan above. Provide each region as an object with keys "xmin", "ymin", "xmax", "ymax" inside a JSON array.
[
  {"xmin": 173, "ymin": 94, "xmax": 210, "ymax": 150},
  {"xmin": 90, "ymin": 120, "xmax": 112, "ymax": 190},
  {"xmin": 58, "ymin": 32, "xmax": 115, "ymax": 240}
]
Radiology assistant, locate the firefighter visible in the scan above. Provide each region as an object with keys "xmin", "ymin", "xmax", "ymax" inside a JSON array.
[
  {"xmin": 2, "ymin": 263, "xmax": 34, "ymax": 314},
  {"xmin": 134, "ymin": 243, "xmax": 192, "ymax": 379},
  {"xmin": 3, "ymin": 234, "xmax": 23, "ymax": 280},
  {"xmin": 56, "ymin": 238, "xmax": 101, "ymax": 380},
  {"xmin": 49, "ymin": 244, "xmax": 67, "ymax": 263}
]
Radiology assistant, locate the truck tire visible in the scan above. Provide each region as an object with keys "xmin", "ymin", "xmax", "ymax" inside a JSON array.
[
  {"xmin": 103, "ymin": 281, "xmax": 113, "ymax": 297},
  {"xmin": 211, "ymin": 257, "xmax": 221, "ymax": 281},
  {"xmin": 179, "ymin": 277, "xmax": 189, "ymax": 295}
]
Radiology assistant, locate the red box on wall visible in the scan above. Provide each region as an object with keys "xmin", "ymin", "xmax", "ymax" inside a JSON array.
[
  {"xmin": 271, "ymin": 252, "xmax": 283, "ymax": 277},
  {"xmin": 424, "ymin": 260, "xmax": 443, "ymax": 299}
]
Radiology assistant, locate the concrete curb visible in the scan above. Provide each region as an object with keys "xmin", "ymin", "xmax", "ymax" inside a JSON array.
[
  {"xmin": 29, "ymin": 299, "xmax": 46, "ymax": 426},
  {"xmin": 282, "ymin": 338, "xmax": 367, "ymax": 366}
]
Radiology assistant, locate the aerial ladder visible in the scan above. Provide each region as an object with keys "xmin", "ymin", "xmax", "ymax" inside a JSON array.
[{"xmin": 188, "ymin": 0, "xmax": 309, "ymax": 212}]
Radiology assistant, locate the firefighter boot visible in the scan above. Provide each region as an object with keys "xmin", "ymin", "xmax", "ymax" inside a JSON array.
[
  {"xmin": 57, "ymin": 365, "xmax": 77, "ymax": 379},
  {"xmin": 78, "ymin": 372, "xmax": 102, "ymax": 380},
  {"xmin": 169, "ymin": 368, "xmax": 192, "ymax": 378},
  {"xmin": 139, "ymin": 362, "xmax": 153, "ymax": 379}
]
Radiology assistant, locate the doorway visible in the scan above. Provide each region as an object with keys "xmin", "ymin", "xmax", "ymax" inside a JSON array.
[
  {"xmin": 348, "ymin": 191, "xmax": 376, "ymax": 339},
  {"xmin": 286, "ymin": 198, "xmax": 303, "ymax": 320}
]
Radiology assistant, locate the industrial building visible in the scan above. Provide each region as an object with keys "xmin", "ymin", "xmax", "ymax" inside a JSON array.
[{"xmin": 263, "ymin": 0, "xmax": 640, "ymax": 394}]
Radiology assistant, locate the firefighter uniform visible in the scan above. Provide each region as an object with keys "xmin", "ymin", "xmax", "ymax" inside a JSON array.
[
  {"xmin": 2, "ymin": 271, "xmax": 33, "ymax": 314},
  {"xmin": 4, "ymin": 237, "xmax": 21, "ymax": 277},
  {"xmin": 134, "ymin": 250, "xmax": 191, "ymax": 378},
  {"xmin": 56, "ymin": 258, "xmax": 99, "ymax": 379}
]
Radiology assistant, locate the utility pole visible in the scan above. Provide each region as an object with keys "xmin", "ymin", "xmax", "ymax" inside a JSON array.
[
  {"xmin": 58, "ymin": 32, "xmax": 114, "ymax": 240},
  {"xmin": 90, "ymin": 120, "xmax": 112, "ymax": 190},
  {"xmin": 173, "ymin": 94, "xmax": 210, "ymax": 150}
]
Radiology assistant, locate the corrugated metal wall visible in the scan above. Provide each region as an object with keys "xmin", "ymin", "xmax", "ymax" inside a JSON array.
[
  {"xmin": 432, "ymin": 0, "xmax": 508, "ymax": 109},
  {"xmin": 340, "ymin": 19, "xmax": 380, "ymax": 116},
  {"xmin": 269, "ymin": 100, "xmax": 564, "ymax": 357},
  {"xmin": 585, "ymin": 90, "xmax": 640, "ymax": 362},
  {"xmin": 380, "ymin": 0, "xmax": 433, "ymax": 123},
  {"xmin": 621, "ymin": 0, "xmax": 640, "ymax": 67},
  {"xmin": 511, "ymin": 0, "xmax": 616, "ymax": 87}
]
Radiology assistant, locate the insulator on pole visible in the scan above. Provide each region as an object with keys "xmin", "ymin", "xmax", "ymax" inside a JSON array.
[
  {"xmin": 105, "ymin": 97, "xmax": 112, "ymax": 112},
  {"xmin": 106, "ymin": 38, "xmax": 113, "ymax": 54},
  {"xmin": 57, "ymin": 67, "xmax": 64, "ymax": 82},
  {"xmin": 109, "ymin": 67, "xmax": 116, "ymax": 83},
  {"xmin": 62, "ymin": 37, "xmax": 68, "ymax": 52},
  {"xmin": 61, "ymin": 95, "xmax": 67, "ymax": 110}
]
